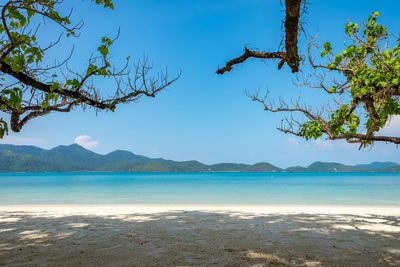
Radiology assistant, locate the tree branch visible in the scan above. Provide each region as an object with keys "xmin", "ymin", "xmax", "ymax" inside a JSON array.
[
  {"xmin": 332, "ymin": 133, "xmax": 400, "ymax": 144},
  {"xmin": 216, "ymin": 0, "xmax": 303, "ymax": 74},
  {"xmin": 216, "ymin": 48, "xmax": 285, "ymax": 74},
  {"xmin": 0, "ymin": 61, "xmax": 114, "ymax": 109}
]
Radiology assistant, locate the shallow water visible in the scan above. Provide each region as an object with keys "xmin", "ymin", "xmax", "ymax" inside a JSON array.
[{"xmin": 0, "ymin": 172, "xmax": 399, "ymax": 205}]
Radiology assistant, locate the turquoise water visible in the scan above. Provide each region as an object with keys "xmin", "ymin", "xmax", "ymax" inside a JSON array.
[{"xmin": 0, "ymin": 172, "xmax": 399, "ymax": 205}]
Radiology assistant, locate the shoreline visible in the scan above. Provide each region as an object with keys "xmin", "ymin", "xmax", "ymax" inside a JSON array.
[
  {"xmin": 1, "ymin": 204, "xmax": 400, "ymax": 216},
  {"xmin": 1, "ymin": 171, "xmax": 400, "ymax": 173}
]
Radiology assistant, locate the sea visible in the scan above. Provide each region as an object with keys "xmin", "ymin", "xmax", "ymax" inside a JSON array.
[{"xmin": 0, "ymin": 172, "xmax": 399, "ymax": 205}]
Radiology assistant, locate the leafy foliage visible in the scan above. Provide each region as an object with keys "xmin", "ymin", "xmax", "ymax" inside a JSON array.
[
  {"xmin": 304, "ymin": 12, "xmax": 400, "ymax": 146},
  {"xmin": 252, "ymin": 12, "xmax": 400, "ymax": 147},
  {"xmin": 0, "ymin": 0, "xmax": 177, "ymax": 136}
]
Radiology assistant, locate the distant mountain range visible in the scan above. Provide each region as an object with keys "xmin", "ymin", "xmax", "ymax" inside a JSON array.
[{"xmin": 0, "ymin": 144, "xmax": 399, "ymax": 172}]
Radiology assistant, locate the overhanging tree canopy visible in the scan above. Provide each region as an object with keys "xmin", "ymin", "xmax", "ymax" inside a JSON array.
[
  {"xmin": 250, "ymin": 12, "xmax": 400, "ymax": 147},
  {"xmin": 216, "ymin": 0, "xmax": 399, "ymax": 147},
  {"xmin": 0, "ymin": 0, "xmax": 178, "ymax": 137}
]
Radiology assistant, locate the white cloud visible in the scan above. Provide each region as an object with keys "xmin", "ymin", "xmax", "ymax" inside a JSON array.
[
  {"xmin": 313, "ymin": 138, "xmax": 334, "ymax": 149},
  {"xmin": 286, "ymin": 136, "xmax": 333, "ymax": 149},
  {"xmin": 0, "ymin": 135, "xmax": 44, "ymax": 145},
  {"xmin": 381, "ymin": 115, "xmax": 400, "ymax": 136},
  {"xmin": 285, "ymin": 135, "xmax": 348, "ymax": 152},
  {"xmin": 287, "ymin": 136, "xmax": 300, "ymax": 147},
  {"xmin": 74, "ymin": 135, "xmax": 98, "ymax": 149}
]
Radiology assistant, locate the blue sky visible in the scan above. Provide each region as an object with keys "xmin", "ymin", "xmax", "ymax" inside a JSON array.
[{"xmin": 1, "ymin": 0, "xmax": 399, "ymax": 167}]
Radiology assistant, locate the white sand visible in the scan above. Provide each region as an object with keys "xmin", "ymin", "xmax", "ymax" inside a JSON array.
[{"xmin": 1, "ymin": 205, "xmax": 400, "ymax": 266}]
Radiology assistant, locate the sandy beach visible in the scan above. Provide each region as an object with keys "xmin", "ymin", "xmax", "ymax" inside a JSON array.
[{"xmin": 1, "ymin": 205, "xmax": 400, "ymax": 266}]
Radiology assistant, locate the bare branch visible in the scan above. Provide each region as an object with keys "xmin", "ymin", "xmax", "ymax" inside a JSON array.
[
  {"xmin": 216, "ymin": 48, "xmax": 285, "ymax": 74},
  {"xmin": 0, "ymin": 0, "xmax": 179, "ymax": 135},
  {"xmin": 216, "ymin": 0, "xmax": 303, "ymax": 74}
]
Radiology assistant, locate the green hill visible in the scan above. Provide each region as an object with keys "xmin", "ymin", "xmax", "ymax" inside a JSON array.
[
  {"xmin": 306, "ymin": 161, "xmax": 362, "ymax": 172},
  {"xmin": 0, "ymin": 150, "xmax": 66, "ymax": 172},
  {"xmin": 0, "ymin": 144, "xmax": 398, "ymax": 172},
  {"xmin": 285, "ymin": 166, "xmax": 307, "ymax": 172},
  {"xmin": 356, "ymin": 161, "xmax": 399, "ymax": 169},
  {"xmin": 43, "ymin": 144, "xmax": 106, "ymax": 170},
  {"xmin": 246, "ymin": 162, "xmax": 282, "ymax": 172},
  {"xmin": 382, "ymin": 165, "xmax": 400, "ymax": 172}
]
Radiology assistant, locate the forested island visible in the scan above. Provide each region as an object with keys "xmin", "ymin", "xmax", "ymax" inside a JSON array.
[{"xmin": 0, "ymin": 144, "xmax": 398, "ymax": 172}]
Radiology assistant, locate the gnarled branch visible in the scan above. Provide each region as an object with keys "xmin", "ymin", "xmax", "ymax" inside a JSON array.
[
  {"xmin": 0, "ymin": 0, "xmax": 179, "ymax": 135},
  {"xmin": 216, "ymin": 0, "xmax": 303, "ymax": 74}
]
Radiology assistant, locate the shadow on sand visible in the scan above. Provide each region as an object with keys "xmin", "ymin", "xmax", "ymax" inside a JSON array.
[{"xmin": 0, "ymin": 210, "xmax": 399, "ymax": 266}]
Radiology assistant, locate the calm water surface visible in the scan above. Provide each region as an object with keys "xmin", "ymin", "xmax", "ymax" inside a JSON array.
[{"xmin": 0, "ymin": 172, "xmax": 399, "ymax": 205}]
